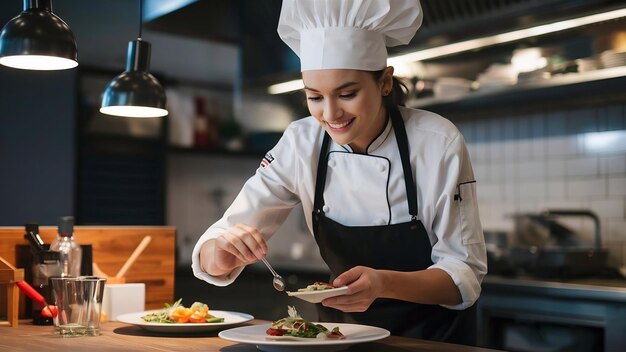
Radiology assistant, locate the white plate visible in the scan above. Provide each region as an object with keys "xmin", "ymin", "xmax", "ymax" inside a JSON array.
[
  {"xmin": 219, "ymin": 323, "xmax": 390, "ymax": 352},
  {"xmin": 117, "ymin": 309, "xmax": 254, "ymax": 333},
  {"xmin": 286, "ymin": 286, "xmax": 349, "ymax": 303}
]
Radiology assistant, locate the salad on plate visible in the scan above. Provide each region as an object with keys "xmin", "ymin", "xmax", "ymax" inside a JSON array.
[
  {"xmin": 141, "ymin": 298, "xmax": 225, "ymax": 324},
  {"xmin": 266, "ymin": 306, "xmax": 345, "ymax": 340},
  {"xmin": 296, "ymin": 282, "xmax": 336, "ymax": 291}
]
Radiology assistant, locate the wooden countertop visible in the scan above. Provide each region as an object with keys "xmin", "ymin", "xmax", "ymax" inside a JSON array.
[{"xmin": 0, "ymin": 320, "xmax": 503, "ymax": 352}]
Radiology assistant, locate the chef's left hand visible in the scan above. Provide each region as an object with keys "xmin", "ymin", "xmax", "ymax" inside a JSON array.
[{"xmin": 321, "ymin": 266, "xmax": 384, "ymax": 312}]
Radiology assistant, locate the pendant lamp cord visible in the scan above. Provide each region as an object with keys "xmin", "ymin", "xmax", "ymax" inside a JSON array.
[{"xmin": 138, "ymin": 0, "xmax": 143, "ymax": 39}]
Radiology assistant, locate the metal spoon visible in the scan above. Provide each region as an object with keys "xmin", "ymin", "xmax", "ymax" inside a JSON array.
[{"xmin": 260, "ymin": 257, "xmax": 286, "ymax": 291}]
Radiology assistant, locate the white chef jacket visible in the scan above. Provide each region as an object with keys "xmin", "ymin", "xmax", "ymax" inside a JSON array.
[{"xmin": 191, "ymin": 106, "xmax": 487, "ymax": 310}]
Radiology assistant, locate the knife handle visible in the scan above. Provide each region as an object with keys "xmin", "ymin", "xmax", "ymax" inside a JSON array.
[
  {"xmin": 24, "ymin": 230, "xmax": 45, "ymax": 252},
  {"xmin": 16, "ymin": 281, "xmax": 46, "ymax": 304}
]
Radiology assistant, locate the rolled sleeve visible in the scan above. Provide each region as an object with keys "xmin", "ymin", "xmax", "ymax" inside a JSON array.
[{"xmin": 430, "ymin": 249, "xmax": 484, "ymax": 309}]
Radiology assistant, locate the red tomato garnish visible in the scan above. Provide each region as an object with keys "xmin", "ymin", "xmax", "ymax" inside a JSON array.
[
  {"xmin": 313, "ymin": 281, "xmax": 332, "ymax": 286},
  {"xmin": 327, "ymin": 331, "xmax": 345, "ymax": 339},
  {"xmin": 41, "ymin": 305, "xmax": 58, "ymax": 318},
  {"xmin": 266, "ymin": 328, "xmax": 285, "ymax": 336}
]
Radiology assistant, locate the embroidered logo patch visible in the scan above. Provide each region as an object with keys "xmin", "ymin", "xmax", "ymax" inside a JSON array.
[{"xmin": 260, "ymin": 152, "xmax": 275, "ymax": 168}]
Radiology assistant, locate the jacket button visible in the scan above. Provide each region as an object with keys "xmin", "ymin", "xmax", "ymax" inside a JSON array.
[
  {"xmin": 323, "ymin": 205, "xmax": 330, "ymax": 213},
  {"xmin": 328, "ymin": 160, "xmax": 336, "ymax": 167},
  {"xmin": 378, "ymin": 164, "xmax": 386, "ymax": 172}
]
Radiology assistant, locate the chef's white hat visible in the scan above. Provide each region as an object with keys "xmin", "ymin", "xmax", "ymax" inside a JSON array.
[{"xmin": 277, "ymin": 0, "xmax": 423, "ymax": 72}]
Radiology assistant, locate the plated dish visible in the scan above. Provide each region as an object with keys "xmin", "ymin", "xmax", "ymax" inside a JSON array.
[
  {"xmin": 117, "ymin": 310, "xmax": 254, "ymax": 333},
  {"xmin": 141, "ymin": 299, "xmax": 224, "ymax": 324},
  {"xmin": 219, "ymin": 323, "xmax": 390, "ymax": 352},
  {"xmin": 286, "ymin": 286, "xmax": 349, "ymax": 303},
  {"xmin": 296, "ymin": 282, "xmax": 336, "ymax": 291},
  {"xmin": 266, "ymin": 306, "xmax": 344, "ymax": 339}
]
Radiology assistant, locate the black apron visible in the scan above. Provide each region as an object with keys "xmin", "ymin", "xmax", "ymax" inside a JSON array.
[{"xmin": 312, "ymin": 106, "xmax": 463, "ymax": 341}]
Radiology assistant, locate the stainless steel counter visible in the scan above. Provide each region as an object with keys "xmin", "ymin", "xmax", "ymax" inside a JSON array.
[
  {"xmin": 478, "ymin": 275, "xmax": 626, "ymax": 352},
  {"xmin": 483, "ymin": 275, "xmax": 626, "ymax": 302}
]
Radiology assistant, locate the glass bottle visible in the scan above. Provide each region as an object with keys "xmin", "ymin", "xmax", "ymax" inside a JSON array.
[
  {"xmin": 49, "ymin": 216, "xmax": 82, "ymax": 277},
  {"xmin": 193, "ymin": 96, "xmax": 209, "ymax": 148}
]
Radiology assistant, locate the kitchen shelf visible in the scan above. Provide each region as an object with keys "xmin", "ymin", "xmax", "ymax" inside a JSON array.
[{"xmin": 408, "ymin": 66, "xmax": 626, "ymax": 111}]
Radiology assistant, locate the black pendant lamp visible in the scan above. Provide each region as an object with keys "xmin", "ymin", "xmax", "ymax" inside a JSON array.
[
  {"xmin": 99, "ymin": 0, "xmax": 167, "ymax": 118},
  {"xmin": 0, "ymin": 0, "xmax": 78, "ymax": 70}
]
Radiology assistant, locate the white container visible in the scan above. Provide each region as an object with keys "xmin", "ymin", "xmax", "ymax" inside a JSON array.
[{"xmin": 102, "ymin": 283, "xmax": 145, "ymax": 321}]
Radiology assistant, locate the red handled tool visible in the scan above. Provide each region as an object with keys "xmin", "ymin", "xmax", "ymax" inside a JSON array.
[{"xmin": 16, "ymin": 281, "xmax": 58, "ymax": 318}]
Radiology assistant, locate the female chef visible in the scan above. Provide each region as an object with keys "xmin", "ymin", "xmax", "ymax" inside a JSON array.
[{"xmin": 192, "ymin": 0, "xmax": 487, "ymax": 342}]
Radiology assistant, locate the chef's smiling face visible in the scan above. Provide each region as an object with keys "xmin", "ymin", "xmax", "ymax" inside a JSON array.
[{"xmin": 302, "ymin": 68, "xmax": 392, "ymax": 153}]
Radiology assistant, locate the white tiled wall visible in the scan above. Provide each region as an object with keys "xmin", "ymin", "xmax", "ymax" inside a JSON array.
[{"xmin": 458, "ymin": 103, "xmax": 626, "ymax": 267}]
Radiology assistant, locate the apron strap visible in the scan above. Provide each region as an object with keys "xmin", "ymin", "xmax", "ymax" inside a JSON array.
[
  {"xmin": 313, "ymin": 132, "xmax": 331, "ymax": 216},
  {"xmin": 389, "ymin": 106, "xmax": 419, "ymax": 220}
]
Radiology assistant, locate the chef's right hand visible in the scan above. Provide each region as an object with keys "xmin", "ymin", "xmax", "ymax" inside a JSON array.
[{"xmin": 200, "ymin": 224, "xmax": 267, "ymax": 277}]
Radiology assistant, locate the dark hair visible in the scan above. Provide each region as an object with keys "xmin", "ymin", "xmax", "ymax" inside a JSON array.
[{"xmin": 370, "ymin": 70, "xmax": 409, "ymax": 109}]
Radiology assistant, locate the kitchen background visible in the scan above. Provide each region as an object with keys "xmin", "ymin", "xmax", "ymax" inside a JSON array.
[{"xmin": 2, "ymin": 0, "xmax": 626, "ymax": 350}]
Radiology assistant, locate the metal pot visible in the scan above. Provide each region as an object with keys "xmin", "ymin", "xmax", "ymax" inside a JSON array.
[{"xmin": 509, "ymin": 209, "xmax": 608, "ymax": 278}]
